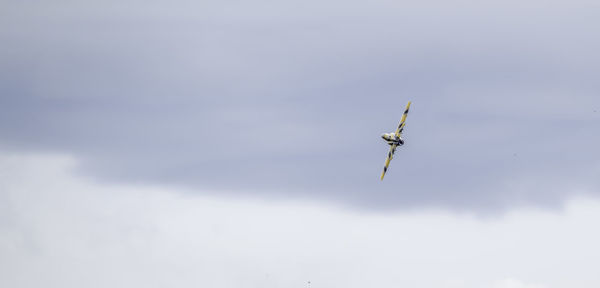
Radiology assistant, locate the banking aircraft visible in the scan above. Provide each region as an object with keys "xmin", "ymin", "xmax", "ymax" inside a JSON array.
[{"xmin": 380, "ymin": 101, "xmax": 411, "ymax": 180}]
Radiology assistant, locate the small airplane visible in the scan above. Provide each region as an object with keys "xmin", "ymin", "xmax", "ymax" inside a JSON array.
[{"xmin": 380, "ymin": 101, "xmax": 411, "ymax": 180}]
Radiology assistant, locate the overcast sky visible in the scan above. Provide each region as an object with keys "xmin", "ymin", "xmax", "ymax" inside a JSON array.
[
  {"xmin": 1, "ymin": 0, "xmax": 600, "ymax": 212},
  {"xmin": 2, "ymin": 151, "xmax": 600, "ymax": 288},
  {"xmin": 1, "ymin": 1, "xmax": 600, "ymax": 286}
]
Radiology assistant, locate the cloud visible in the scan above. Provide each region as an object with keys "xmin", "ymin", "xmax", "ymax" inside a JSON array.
[
  {"xmin": 492, "ymin": 279, "xmax": 546, "ymax": 288},
  {"xmin": 1, "ymin": 0, "xmax": 599, "ymax": 211},
  {"xmin": 2, "ymin": 151, "xmax": 600, "ymax": 287}
]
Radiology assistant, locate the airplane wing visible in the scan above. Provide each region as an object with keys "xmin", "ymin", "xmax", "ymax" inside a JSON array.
[
  {"xmin": 394, "ymin": 101, "xmax": 412, "ymax": 137},
  {"xmin": 380, "ymin": 144, "xmax": 397, "ymax": 180}
]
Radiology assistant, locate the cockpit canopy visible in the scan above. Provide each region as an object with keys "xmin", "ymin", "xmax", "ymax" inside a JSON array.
[{"xmin": 381, "ymin": 133, "xmax": 395, "ymax": 141}]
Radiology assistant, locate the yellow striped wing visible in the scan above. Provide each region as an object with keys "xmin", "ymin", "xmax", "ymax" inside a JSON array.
[
  {"xmin": 380, "ymin": 144, "xmax": 397, "ymax": 180},
  {"xmin": 395, "ymin": 101, "xmax": 412, "ymax": 137}
]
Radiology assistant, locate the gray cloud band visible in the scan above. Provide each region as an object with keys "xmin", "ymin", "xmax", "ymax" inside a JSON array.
[{"xmin": 1, "ymin": 0, "xmax": 599, "ymax": 212}]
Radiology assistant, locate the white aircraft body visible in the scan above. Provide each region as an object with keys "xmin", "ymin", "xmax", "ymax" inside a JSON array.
[{"xmin": 380, "ymin": 101, "xmax": 411, "ymax": 180}]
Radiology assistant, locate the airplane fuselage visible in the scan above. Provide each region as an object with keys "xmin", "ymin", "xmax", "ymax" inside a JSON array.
[{"xmin": 381, "ymin": 133, "xmax": 404, "ymax": 146}]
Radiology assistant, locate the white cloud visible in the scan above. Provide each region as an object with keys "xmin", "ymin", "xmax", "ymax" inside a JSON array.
[
  {"xmin": 1, "ymin": 151, "xmax": 600, "ymax": 288},
  {"xmin": 491, "ymin": 278, "xmax": 546, "ymax": 288}
]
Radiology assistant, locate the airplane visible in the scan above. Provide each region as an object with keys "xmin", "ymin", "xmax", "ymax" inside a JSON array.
[{"xmin": 380, "ymin": 101, "xmax": 411, "ymax": 180}]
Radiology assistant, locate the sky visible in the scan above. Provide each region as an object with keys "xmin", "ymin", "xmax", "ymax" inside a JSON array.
[
  {"xmin": 1, "ymin": 0, "xmax": 600, "ymax": 287},
  {"xmin": 1, "ymin": 0, "xmax": 600, "ymax": 211},
  {"xmin": 2, "ymin": 150, "xmax": 600, "ymax": 288}
]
